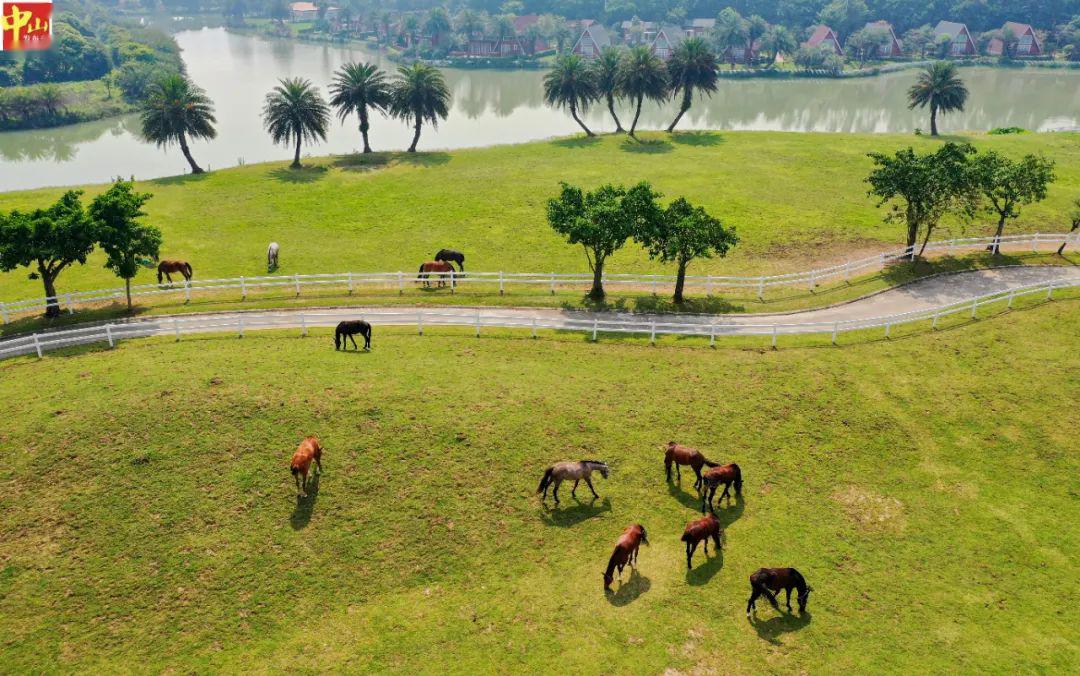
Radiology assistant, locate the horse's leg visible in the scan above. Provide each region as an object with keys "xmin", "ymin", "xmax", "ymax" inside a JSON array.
[
  {"xmin": 747, "ymin": 588, "xmax": 760, "ymax": 617},
  {"xmin": 676, "ymin": 464, "xmax": 681, "ymax": 482},
  {"xmin": 294, "ymin": 472, "xmax": 302, "ymax": 497},
  {"xmin": 571, "ymin": 479, "xmax": 579, "ymax": 498},
  {"xmin": 552, "ymin": 478, "xmax": 561, "ymax": 504},
  {"xmin": 665, "ymin": 456, "xmax": 671, "ymax": 482},
  {"xmin": 719, "ymin": 483, "xmax": 731, "ymax": 504},
  {"xmin": 584, "ymin": 475, "xmax": 599, "ymax": 499},
  {"xmin": 349, "ymin": 334, "xmax": 358, "ymax": 350},
  {"xmin": 785, "ymin": 587, "xmax": 793, "ymax": 611},
  {"xmin": 687, "ymin": 541, "xmax": 698, "ymax": 569},
  {"xmin": 364, "ymin": 330, "xmax": 371, "ymax": 350},
  {"xmin": 693, "ymin": 464, "xmax": 702, "ymax": 491}
]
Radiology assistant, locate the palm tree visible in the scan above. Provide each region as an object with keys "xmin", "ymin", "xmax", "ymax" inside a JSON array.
[
  {"xmin": 760, "ymin": 25, "xmax": 796, "ymax": 67},
  {"xmin": 713, "ymin": 7, "xmax": 747, "ymax": 67},
  {"xmin": 666, "ymin": 37, "xmax": 717, "ymax": 132},
  {"xmin": 389, "ymin": 63, "xmax": 451, "ymax": 152},
  {"xmin": 616, "ymin": 45, "xmax": 669, "ymax": 138},
  {"xmin": 591, "ymin": 46, "xmax": 625, "ymax": 132},
  {"xmin": 329, "ymin": 62, "xmax": 391, "ymax": 153},
  {"xmin": 140, "ymin": 74, "xmax": 217, "ymax": 174},
  {"xmin": 907, "ymin": 62, "xmax": 969, "ymax": 136},
  {"xmin": 543, "ymin": 53, "xmax": 598, "ymax": 136},
  {"xmin": 456, "ymin": 8, "xmax": 484, "ymax": 38},
  {"xmin": 424, "ymin": 7, "xmax": 452, "ymax": 48},
  {"xmin": 261, "ymin": 77, "xmax": 330, "ymax": 168}
]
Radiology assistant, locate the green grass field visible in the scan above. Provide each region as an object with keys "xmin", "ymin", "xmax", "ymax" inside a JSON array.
[
  {"xmin": 1, "ymin": 131, "xmax": 1077, "ymax": 306},
  {"xmin": 0, "ymin": 299, "xmax": 1076, "ymax": 672}
]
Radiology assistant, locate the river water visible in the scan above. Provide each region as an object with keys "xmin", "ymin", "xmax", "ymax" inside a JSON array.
[{"xmin": 2, "ymin": 26, "xmax": 1078, "ymax": 191}]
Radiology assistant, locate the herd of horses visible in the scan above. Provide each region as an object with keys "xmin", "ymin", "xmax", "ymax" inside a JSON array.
[{"xmin": 537, "ymin": 441, "xmax": 812, "ymax": 618}]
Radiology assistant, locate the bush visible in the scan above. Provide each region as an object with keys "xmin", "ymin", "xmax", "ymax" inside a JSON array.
[{"xmin": 988, "ymin": 127, "xmax": 1028, "ymax": 135}]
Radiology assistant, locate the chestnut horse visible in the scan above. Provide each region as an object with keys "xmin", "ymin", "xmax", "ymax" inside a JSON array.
[
  {"xmin": 747, "ymin": 567, "xmax": 812, "ymax": 617},
  {"xmin": 290, "ymin": 436, "xmax": 323, "ymax": 498},
  {"xmin": 681, "ymin": 512, "xmax": 722, "ymax": 569},
  {"xmin": 664, "ymin": 441, "xmax": 719, "ymax": 490},
  {"xmin": 603, "ymin": 524, "xmax": 649, "ymax": 589},
  {"xmin": 417, "ymin": 260, "xmax": 455, "ymax": 288},
  {"xmin": 157, "ymin": 260, "xmax": 193, "ymax": 284},
  {"xmin": 700, "ymin": 463, "xmax": 743, "ymax": 513}
]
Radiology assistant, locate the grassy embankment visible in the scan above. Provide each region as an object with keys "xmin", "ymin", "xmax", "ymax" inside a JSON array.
[
  {"xmin": 0, "ymin": 131, "xmax": 1076, "ymax": 329},
  {"xmin": 0, "ymin": 296, "xmax": 1076, "ymax": 672}
]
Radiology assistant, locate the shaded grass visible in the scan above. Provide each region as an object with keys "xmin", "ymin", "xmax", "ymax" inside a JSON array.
[{"xmin": 0, "ymin": 300, "xmax": 1076, "ymax": 672}]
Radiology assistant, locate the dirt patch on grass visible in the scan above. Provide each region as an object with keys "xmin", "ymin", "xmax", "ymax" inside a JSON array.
[{"xmin": 831, "ymin": 486, "xmax": 907, "ymax": 533}]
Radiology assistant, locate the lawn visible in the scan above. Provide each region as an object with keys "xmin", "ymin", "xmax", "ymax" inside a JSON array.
[
  {"xmin": 0, "ymin": 131, "xmax": 1076, "ymax": 305},
  {"xmin": 0, "ymin": 299, "xmax": 1076, "ymax": 672}
]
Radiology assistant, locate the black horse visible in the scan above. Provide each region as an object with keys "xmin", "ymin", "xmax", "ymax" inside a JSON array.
[
  {"xmin": 434, "ymin": 248, "xmax": 465, "ymax": 272},
  {"xmin": 746, "ymin": 567, "xmax": 812, "ymax": 617},
  {"xmin": 334, "ymin": 320, "xmax": 372, "ymax": 351}
]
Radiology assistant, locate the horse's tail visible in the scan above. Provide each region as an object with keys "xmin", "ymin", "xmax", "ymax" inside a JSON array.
[
  {"xmin": 731, "ymin": 463, "xmax": 742, "ymax": 495},
  {"xmin": 418, "ymin": 263, "xmax": 426, "ymax": 275},
  {"xmin": 703, "ymin": 458, "xmax": 719, "ymax": 468},
  {"xmin": 156, "ymin": 267, "xmax": 163, "ymax": 284},
  {"xmin": 334, "ymin": 327, "xmax": 341, "ymax": 350},
  {"xmin": 536, "ymin": 467, "xmax": 554, "ymax": 494},
  {"xmin": 184, "ymin": 262, "xmax": 193, "ymax": 278}
]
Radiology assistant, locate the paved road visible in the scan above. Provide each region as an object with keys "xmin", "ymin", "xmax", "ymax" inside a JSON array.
[{"xmin": 4, "ymin": 266, "xmax": 1077, "ymax": 358}]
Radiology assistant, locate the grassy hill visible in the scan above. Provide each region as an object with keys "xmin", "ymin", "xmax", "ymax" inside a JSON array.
[
  {"xmin": 0, "ymin": 300, "xmax": 1076, "ymax": 672},
  {"xmin": 1, "ymin": 131, "xmax": 1077, "ymax": 304}
]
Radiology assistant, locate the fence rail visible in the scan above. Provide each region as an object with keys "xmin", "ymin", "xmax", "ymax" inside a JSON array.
[
  {"xmin": 1, "ymin": 232, "xmax": 1075, "ymax": 324},
  {"xmin": 1, "ymin": 278, "xmax": 1074, "ymax": 361}
]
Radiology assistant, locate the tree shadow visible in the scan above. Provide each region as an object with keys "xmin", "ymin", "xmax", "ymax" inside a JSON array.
[
  {"xmin": 605, "ymin": 568, "xmax": 651, "ymax": 606},
  {"xmin": 667, "ymin": 480, "xmax": 704, "ymax": 511},
  {"xmin": 621, "ymin": 138, "xmax": 673, "ymax": 154},
  {"xmin": 669, "ymin": 131, "xmax": 724, "ymax": 146},
  {"xmin": 633, "ymin": 295, "xmax": 745, "ymax": 314},
  {"xmin": 332, "ymin": 152, "xmax": 392, "ymax": 172},
  {"xmin": 270, "ymin": 165, "xmax": 328, "ymax": 184},
  {"xmin": 551, "ymin": 135, "xmax": 602, "ymax": 148},
  {"xmin": 686, "ymin": 544, "xmax": 723, "ymax": 585},
  {"xmin": 395, "ymin": 151, "xmax": 451, "ymax": 167},
  {"xmin": 290, "ymin": 473, "xmax": 320, "ymax": 530},
  {"xmin": 880, "ymin": 251, "xmax": 1025, "ymax": 287},
  {"xmin": 149, "ymin": 171, "xmax": 213, "ymax": 187},
  {"xmin": 539, "ymin": 496, "xmax": 611, "ymax": 527},
  {"xmin": 750, "ymin": 610, "xmax": 812, "ymax": 645}
]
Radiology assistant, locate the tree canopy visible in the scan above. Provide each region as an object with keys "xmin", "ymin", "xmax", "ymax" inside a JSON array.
[{"xmin": 89, "ymin": 181, "xmax": 162, "ymax": 309}]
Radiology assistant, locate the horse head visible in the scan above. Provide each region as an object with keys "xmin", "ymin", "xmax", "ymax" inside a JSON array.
[
  {"xmin": 598, "ymin": 463, "xmax": 610, "ymax": 479},
  {"xmin": 639, "ymin": 526, "xmax": 649, "ymax": 545},
  {"xmin": 603, "ymin": 570, "xmax": 614, "ymax": 590},
  {"xmin": 798, "ymin": 586, "xmax": 812, "ymax": 612}
]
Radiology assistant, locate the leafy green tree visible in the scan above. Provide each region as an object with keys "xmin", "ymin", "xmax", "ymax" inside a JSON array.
[
  {"xmin": 902, "ymin": 25, "xmax": 934, "ymax": 58},
  {"xmin": 666, "ymin": 37, "xmax": 718, "ymax": 132},
  {"xmin": 591, "ymin": 46, "xmax": 626, "ymax": 132},
  {"xmin": 389, "ymin": 63, "xmax": 450, "ymax": 153},
  {"xmin": 1059, "ymin": 198, "xmax": 1079, "ymax": 255},
  {"xmin": 546, "ymin": 181, "xmax": 662, "ymax": 300},
  {"xmin": 745, "ymin": 15, "xmax": 768, "ymax": 65},
  {"xmin": 907, "ymin": 62, "xmax": 969, "ymax": 137},
  {"xmin": 616, "ymin": 45, "xmax": 669, "ymax": 138},
  {"xmin": 140, "ymin": 74, "xmax": 217, "ymax": 174},
  {"xmin": 866, "ymin": 143, "xmax": 978, "ymax": 257},
  {"xmin": 846, "ymin": 26, "xmax": 890, "ymax": 67},
  {"xmin": 457, "ymin": 9, "xmax": 484, "ymax": 37},
  {"xmin": 544, "ymin": 54, "xmax": 599, "ymax": 136},
  {"xmin": 713, "ymin": 7, "xmax": 748, "ymax": 67},
  {"xmin": 635, "ymin": 197, "xmax": 739, "ymax": 303},
  {"xmin": 760, "ymin": 25, "xmax": 797, "ymax": 66},
  {"xmin": 817, "ymin": 0, "xmax": 868, "ymax": 41},
  {"xmin": 969, "ymin": 152, "xmax": 1056, "ymax": 254},
  {"xmin": 89, "ymin": 181, "xmax": 162, "ymax": 310},
  {"xmin": 424, "ymin": 7, "xmax": 452, "ymax": 47},
  {"xmin": 0, "ymin": 191, "xmax": 96, "ymax": 318},
  {"xmin": 329, "ymin": 62, "xmax": 391, "ymax": 154},
  {"xmin": 262, "ymin": 77, "xmax": 330, "ymax": 168}
]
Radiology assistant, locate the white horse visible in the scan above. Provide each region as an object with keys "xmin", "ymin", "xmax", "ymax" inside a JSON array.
[
  {"xmin": 267, "ymin": 242, "xmax": 279, "ymax": 272},
  {"xmin": 536, "ymin": 460, "xmax": 610, "ymax": 504}
]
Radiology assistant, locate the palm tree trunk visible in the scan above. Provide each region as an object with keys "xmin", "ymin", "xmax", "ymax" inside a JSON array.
[
  {"xmin": 929, "ymin": 103, "xmax": 939, "ymax": 136},
  {"xmin": 629, "ymin": 94, "xmax": 644, "ymax": 138},
  {"xmin": 668, "ymin": 87, "xmax": 692, "ymax": 132},
  {"xmin": 569, "ymin": 103, "xmax": 594, "ymax": 136},
  {"xmin": 606, "ymin": 94, "xmax": 624, "ymax": 132},
  {"xmin": 292, "ymin": 132, "xmax": 302, "ymax": 168},
  {"xmin": 178, "ymin": 131, "xmax": 204, "ymax": 174},
  {"xmin": 359, "ymin": 107, "xmax": 372, "ymax": 153},
  {"xmin": 408, "ymin": 114, "xmax": 422, "ymax": 152}
]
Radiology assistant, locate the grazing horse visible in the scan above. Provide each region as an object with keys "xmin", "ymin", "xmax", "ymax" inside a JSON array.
[
  {"xmin": 267, "ymin": 242, "xmax": 279, "ymax": 272},
  {"xmin": 681, "ymin": 513, "xmax": 722, "ymax": 569},
  {"xmin": 434, "ymin": 248, "xmax": 465, "ymax": 272},
  {"xmin": 290, "ymin": 436, "xmax": 323, "ymax": 498},
  {"xmin": 747, "ymin": 567, "xmax": 812, "ymax": 617},
  {"xmin": 334, "ymin": 320, "xmax": 372, "ymax": 351},
  {"xmin": 664, "ymin": 441, "xmax": 719, "ymax": 490},
  {"xmin": 417, "ymin": 260, "xmax": 455, "ymax": 288},
  {"xmin": 157, "ymin": 260, "xmax": 193, "ymax": 284},
  {"xmin": 537, "ymin": 460, "xmax": 610, "ymax": 504},
  {"xmin": 700, "ymin": 463, "xmax": 743, "ymax": 514},
  {"xmin": 604, "ymin": 524, "xmax": 649, "ymax": 590}
]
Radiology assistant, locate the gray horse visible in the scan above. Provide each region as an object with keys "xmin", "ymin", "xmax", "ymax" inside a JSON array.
[{"xmin": 537, "ymin": 460, "xmax": 610, "ymax": 504}]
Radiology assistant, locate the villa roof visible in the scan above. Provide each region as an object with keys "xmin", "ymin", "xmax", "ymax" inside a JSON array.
[
  {"xmin": 934, "ymin": 20, "xmax": 969, "ymax": 37},
  {"xmin": 289, "ymin": 2, "xmax": 318, "ymax": 11}
]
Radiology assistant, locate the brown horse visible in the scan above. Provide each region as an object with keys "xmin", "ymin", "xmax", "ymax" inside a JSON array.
[
  {"xmin": 157, "ymin": 260, "xmax": 193, "ymax": 284},
  {"xmin": 603, "ymin": 524, "xmax": 649, "ymax": 590},
  {"xmin": 664, "ymin": 441, "xmax": 720, "ymax": 490},
  {"xmin": 290, "ymin": 436, "xmax": 323, "ymax": 498},
  {"xmin": 417, "ymin": 260, "xmax": 455, "ymax": 288},
  {"xmin": 747, "ymin": 567, "xmax": 812, "ymax": 617},
  {"xmin": 700, "ymin": 463, "xmax": 743, "ymax": 513},
  {"xmin": 681, "ymin": 513, "xmax": 722, "ymax": 569}
]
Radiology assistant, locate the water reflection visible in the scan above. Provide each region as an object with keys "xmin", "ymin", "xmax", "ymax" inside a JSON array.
[{"xmin": 1, "ymin": 26, "xmax": 1076, "ymax": 191}]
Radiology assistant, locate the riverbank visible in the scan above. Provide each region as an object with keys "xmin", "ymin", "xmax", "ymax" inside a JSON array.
[
  {"xmin": 0, "ymin": 80, "xmax": 137, "ymax": 132},
  {"xmin": 1, "ymin": 131, "xmax": 1077, "ymax": 302}
]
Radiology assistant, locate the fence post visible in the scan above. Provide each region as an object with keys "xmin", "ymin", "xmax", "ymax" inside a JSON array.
[
  {"xmin": 475, "ymin": 310, "xmax": 481, "ymax": 337},
  {"xmin": 532, "ymin": 317, "xmax": 537, "ymax": 339},
  {"xmin": 1032, "ymin": 233, "xmax": 1038, "ymax": 253},
  {"xmin": 238, "ymin": 316, "xmax": 245, "ymax": 338},
  {"xmin": 843, "ymin": 262, "xmax": 850, "ymax": 282},
  {"xmin": 591, "ymin": 318, "xmax": 598, "ymax": 342},
  {"xmin": 550, "ymin": 272, "xmax": 555, "ymax": 295},
  {"xmin": 771, "ymin": 324, "xmax": 778, "ymax": 349},
  {"xmin": 417, "ymin": 311, "xmax": 423, "ymax": 335},
  {"xmin": 1047, "ymin": 282, "xmax": 1054, "ymax": 300},
  {"xmin": 0, "ymin": 302, "xmax": 7, "ymax": 325},
  {"xmin": 174, "ymin": 318, "xmax": 181, "ymax": 341},
  {"xmin": 33, "ymin": 333, "xmax": 42, "ymax": 358},
  {"xmin": 651, "ymin": 276, "xmax": 657, "ymax": 295},
  {"xmin": 106, "ymin": 324, "xmax": 114, "ymax": 348},
  {"xmin": 709, "ymin": 324, "xmax": 715, "ymax": 348},
  {"xmin": 706, "ymin": 275, "xmax": 713, "ymax": 297},
  {"xmin": 64, "ymin": 293, "xmax": 74, "ymax": 314},
  {"xmin": 184, "ymin": 280, "xmax": 191, "ymax": 303},
  {"xmin": 649, "ymin": 321, "xmax": 656, "ymax": 345},
  {"xmin": 808, "ymin": 273, "xmax": 816, "ymax": 290},
  {"xmin": 399, "ymin": 271, "xmax": 404, "ymax": 295},
  {"xmin": 294, "ymin": 274, "xmax": 301, "ymax": 297},
  {"xmin": 970, "ymin": 299, "xmax": 978, "ymax": 319},
  {"xmin": 884, "ymin": 322, "xmax": 891, "ymax": 338},
  {"xmin": 909, "ymin": 245, "xmax": 916, "ymax": 262},
  {"xmin": 831, "ymin": 322, "xmax": 838, "ymax": 345},
  {"xmin": 1007, "ymin": 290, "xmax": 1015, "ymax": 309},
  {"xmin": 499, "ymin": 271, "xmax": 504, "ymax": 295},
  {"xmin": 347, "ymin": 272, "xmax": 354, "ymax": 295},
  {"xmin": 880, "ymin": 252, "xmax": 886, "ymax": 269},
  {"xmin": 301, "ymin": 313, "xmax": 308, "ymax": 337},
  {"xmin": 450, "ymin": 270, "xmax": 455, "ymax": 295},
  {"xmin": 932, "ymin": 312, "xmax": 939, "ymax": 330},
  {"xmin": 241, "ymin": 276, "xmax": 247, "ymax": 300},
  {"xmin": 757, "ymin": 277, "xmax": 764, "ymax": 301}
]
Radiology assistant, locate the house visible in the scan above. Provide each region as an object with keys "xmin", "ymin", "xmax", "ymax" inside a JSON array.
[
  {"xmin": 620, "ymin": 19, "xmax": 657, "ymax": 45},
  {"xmin": 934, "ymin": 20, "xmax": 976, "ymax": 56},
  {"xmin": 289, "ymin": 2, "xmax": 338, "ymax": 22},
  {"xmin": 986, "ymin": 21, "xmax": 1043, "ymax": 57},
  {"xmin": 861, "ymin": 20, "xmax": 903, "ymax": 57},
  {"xmin": 683, "ymin": 18, "xmax": 715, "ymax": 38},
  {"xmin": 803, "ymin": 25, "xmax": 843, "ymax": 55},
  {"xmin": 650, "ymin": 25, "xmax": 685, "ymax": 60},
  {"xmin": 513, "ymin": 14, "xmax": 550, "ymax": 54},
  {"xmin": 571, "ymin": 22, "xmax": 610, "ymax": 58},
  {"xmin": 722, "ymin": 39, "xmax": 762, "ymax": 64}
]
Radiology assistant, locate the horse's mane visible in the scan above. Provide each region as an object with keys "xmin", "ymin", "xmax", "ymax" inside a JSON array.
[{"xmin": 580, "ymin": 459, "xmax": 608, "ymax": 467}]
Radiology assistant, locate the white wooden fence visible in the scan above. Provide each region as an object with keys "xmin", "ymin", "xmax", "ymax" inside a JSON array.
[
  {"xmin": 1, "ymin": 278, "xmax": 1073, "ymax": 361},
  {"xmin": 1, "ymin": 232, "xmax": 1075, "ymax": 324}
]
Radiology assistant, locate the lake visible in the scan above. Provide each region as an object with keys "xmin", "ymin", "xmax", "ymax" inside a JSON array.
[{"xmin": 2, "ymin": 26, "xmax": 1078, "ymax": 191}]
